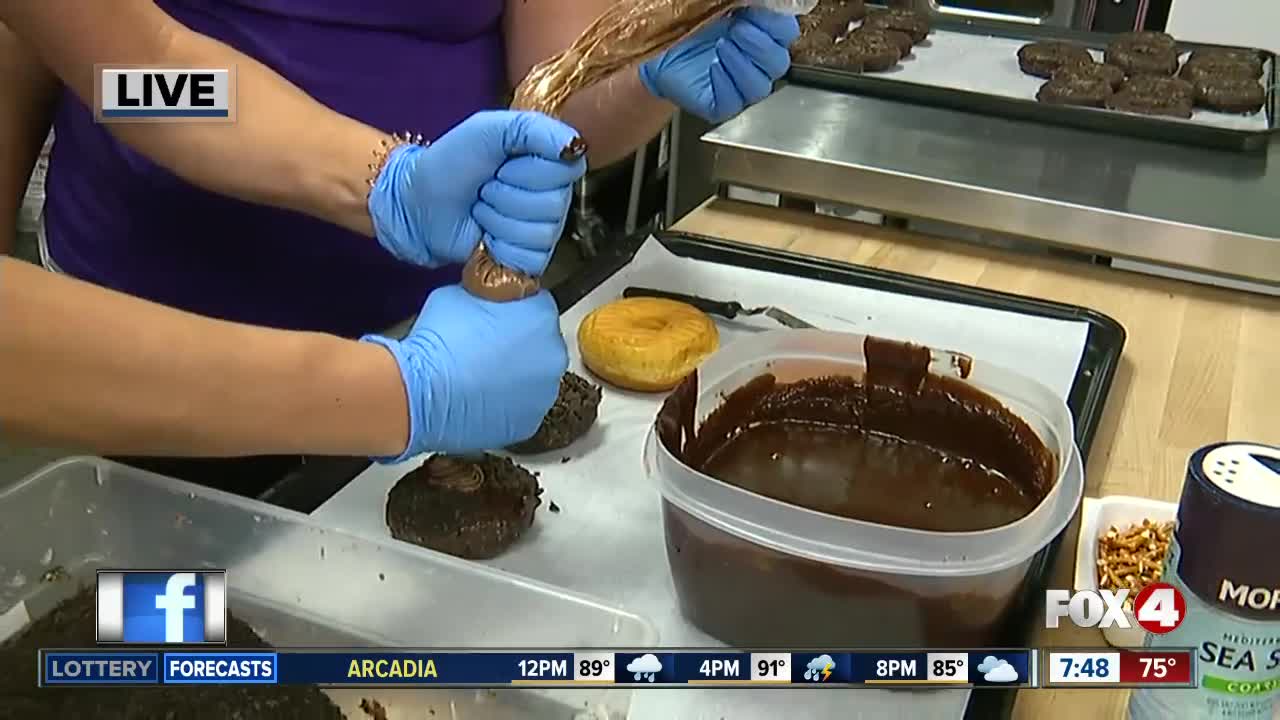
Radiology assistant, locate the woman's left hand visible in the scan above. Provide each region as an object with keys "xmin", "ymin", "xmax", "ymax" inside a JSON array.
[
  {"xmin": 368, "ymin": 110, "xmax": 586, "ymax": 274},
  {"xmin": 638, "ymin": 7, "xmax": 799, "ymax": 125}
]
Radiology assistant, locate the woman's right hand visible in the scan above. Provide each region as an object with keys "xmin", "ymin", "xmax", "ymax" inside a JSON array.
[
  {"xmin": 367, "ymin": 110, "xmax": 587, "ymax": 275},
  {"xmin": 360, "ymin": 284, "xmax": 568, "ymax": 462}
]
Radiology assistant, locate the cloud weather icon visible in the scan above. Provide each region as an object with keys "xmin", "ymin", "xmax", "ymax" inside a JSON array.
[
  {"xmin": 803, "ymin": 654, "xmax": 835, "ymax": 682},
  {"xmin": 626, "ymin": 654, "xmax": 663, "ymax": 682},
  {"xmin": 977, "ymin": 656, "xmax": 1018, "ymax": 683}
]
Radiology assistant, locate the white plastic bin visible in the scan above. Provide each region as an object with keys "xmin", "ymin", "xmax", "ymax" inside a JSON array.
[
  {"xmin": 0, "ymin": 457, "xmax": 655, "ymax": 719},
  {"xmin": 644, "ymin": 329, "xmax": 1082, "ymax": 647}
]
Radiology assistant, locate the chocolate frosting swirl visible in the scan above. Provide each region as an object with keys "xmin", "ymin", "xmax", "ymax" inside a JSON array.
[
  {"xmin": 461, "ymin": 244, "xmax": 543, "ymax": 302},
  {"xmin": 424, "ymin": 454, "xmax": 485, "ymax": 492}
]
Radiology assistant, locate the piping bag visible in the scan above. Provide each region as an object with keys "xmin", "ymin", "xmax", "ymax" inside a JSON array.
[{"xmin": 460, "ymin": 0, "xmax": 819, "ymax": 303}]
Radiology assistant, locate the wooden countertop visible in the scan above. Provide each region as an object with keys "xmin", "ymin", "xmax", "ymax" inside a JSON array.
[{"xmin": 673, "ymin": 199, "xmax": 1280, "ymax": 720}]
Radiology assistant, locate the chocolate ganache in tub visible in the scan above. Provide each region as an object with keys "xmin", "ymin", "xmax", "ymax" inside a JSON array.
[{"xmin": 650, "ymin": 331, "xmax": 1079, "ymax": 647}]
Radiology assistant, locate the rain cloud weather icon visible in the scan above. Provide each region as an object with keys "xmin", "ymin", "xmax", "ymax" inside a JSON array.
[
  {"xmin": 626, "ymin": 654, "xmax": 663, "ymax": 682},
  {"xmin": 803, "ymin": 654, "xmax": 835, "ymax": 682},
  {"xmin": 976, "ymin": 656, "xmax": 1018, "ymax": 683}
]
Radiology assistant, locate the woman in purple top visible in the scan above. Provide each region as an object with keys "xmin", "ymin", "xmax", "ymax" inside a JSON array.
[{"xmin": 0, "ymin": 0, "xmax": 797, "ymax": 492}]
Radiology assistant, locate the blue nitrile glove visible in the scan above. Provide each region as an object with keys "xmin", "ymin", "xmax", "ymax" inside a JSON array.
[
  {"xmin": 368, "ymin": 110, "xmax": 587, "ymax": 276},
  {"xmin": 638, "ymin": 7, "xmax": 799, "ymax": 124},
  {"xmin": 361, "ymin": 285, "xmax": 568, "ymax": 462}
]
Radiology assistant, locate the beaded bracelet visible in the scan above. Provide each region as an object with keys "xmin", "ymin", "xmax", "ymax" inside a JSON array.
[{"xmin": 366, "ymin": 131, "xmax": 427, "ymax": 194}]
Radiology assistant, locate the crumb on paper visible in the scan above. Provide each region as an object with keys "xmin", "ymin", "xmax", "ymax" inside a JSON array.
[
  {"xmin": 560, "ymin": 457, "xmax": 571, "ymax": 464},
  {"xmin": 359, "ymin": 697, "xmax": 388, "ymax": 720},
  {"xmin": 1096, "ymin": 518, "xmax": 1174, "ymax": 607},
  {"xmin": 571, "ymin": 703, "xmax": 613, "ymax": 720},
  {"xmin": 549, "ymin": 501, "xmax": 561, "ymax": 513}
]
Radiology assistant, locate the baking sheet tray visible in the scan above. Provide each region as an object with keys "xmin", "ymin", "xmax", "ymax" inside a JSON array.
[
  {"xmin": 0, "ymin": 457, "xmax": 653, "ymax": 720},
  {"xmin": 313, "ymin": 230, "xmax": 1125, "ymax": 720},
  {"xmin": 789, "ymin": 17, "xmax": 1278, "ymax": 151}
]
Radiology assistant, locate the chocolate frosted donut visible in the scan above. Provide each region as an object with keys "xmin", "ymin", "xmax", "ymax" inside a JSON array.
[
  {"xmin": 791, "ymin": 30, "xmax": 838, "ymax": 65},
  {"xmin": 799, "ymin": 10, "xmax": 823, "ymax": 34},
  {"xmin": 1017, "ymin": 41, "xmax": 1094, "ymax": 79},
  {"xmin": 1180, "ymin": 61, "xmax": 1257, "ymax": 87},
  {"xmin": 878, "ymin": 28, "xmax": 915, "ymax": 57},
  {"xmin": 1190, "ymin": 77, "xmax": 1266, "ymax": 114},
  {"xmin": 1054, "ymin": 61, "xmax": 1125, "ymax": 90},
  {"xmin": 1107, "ymin": 76, "xmax": 1194, "ymax": 118},
  {"xmin": 385, "ymin": 453, "xmax": 542, "ymax": 560},
  {"xmin": 1036, "ymin": 72, "xmax": 1113, "ymax": 107},
  {"xmin": 1116, "ymin": 30, "xmax": 1177, "ymax": 51},
  {"xmin": 802, "ymin": 42, "xmax": 866, "ymax": 71},
  {"xmin": 850, "ymin": 27, "xmax": 912, "ymax": 58},
  {"xmin": 862, "ymin": 8, "xmax": 930, "ymax": 44},
  {"xmin": 506, "ymin": 371, "xmax": 602, "ymax": 454},
  {"xmin": 1184, "ymin": 48, "xmax": 1264, "ymax": 78},
  {"xmin": 1106, "ymin": 36, "xmax": 1179, "ymax": 77},
  {"xmin": 1124, "ymin": 75, "xmax": 1194, "ymax": 100},
  {"xmin": 804, "ymin": 0, "xmax": 866, "ymax": 36},
  {"xmin": 838, "ymin": 31, "xmax": 902, "ymax": 72}
]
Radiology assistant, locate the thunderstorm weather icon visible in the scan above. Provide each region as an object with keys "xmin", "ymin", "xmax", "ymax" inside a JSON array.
[
  {"xmin": 803, "ymin": 654, "xmax": 835, "ymax": 682},
  {"xmin": 626, "ymin": 654, "xmax": 663, "ymax": 682}
]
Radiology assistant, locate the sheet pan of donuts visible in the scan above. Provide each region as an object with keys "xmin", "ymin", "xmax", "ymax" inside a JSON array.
[
  {"xmin": 311, "ymin": 236, "xmax": 1089, "ymax": 634},
  {"xmin": 790, "ymin": 1, "xmax": 1270, "ymax": 131},
  {"xmin": 793, "ymin": 0, "xmax": 932, "ymax": 73},
  {"xmin": 1020, "ymin": 32, "xmax": 1267, "ymax": 120}
]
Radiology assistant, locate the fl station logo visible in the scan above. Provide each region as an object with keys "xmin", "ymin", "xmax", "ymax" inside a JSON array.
[{"xmin": 1044, "ymin": 582, "xmax": 1188, "ymax": 632}]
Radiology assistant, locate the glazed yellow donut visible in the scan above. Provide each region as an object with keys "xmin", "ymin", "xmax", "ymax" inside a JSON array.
[{"xmin": 577, "ymin": 297, "xmax": 719, "ymax": 392}]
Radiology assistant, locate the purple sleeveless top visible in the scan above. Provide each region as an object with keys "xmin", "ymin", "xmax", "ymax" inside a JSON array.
[{"xmin": 44, "ymin": 0, "xmax": 506, "ymax": 337}]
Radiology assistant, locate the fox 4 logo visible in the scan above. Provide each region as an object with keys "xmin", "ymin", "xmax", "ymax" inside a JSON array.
[{"xmin": 1045, "ymin": 582, "xmax": 1187, "ymax": 633}]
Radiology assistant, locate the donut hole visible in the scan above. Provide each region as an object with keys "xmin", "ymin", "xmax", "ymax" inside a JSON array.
[{"xmin": 634, "ymin": 317, "xmax": 672, "ymax": 332}]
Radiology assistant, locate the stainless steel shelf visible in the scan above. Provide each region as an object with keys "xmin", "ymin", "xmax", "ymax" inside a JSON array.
[{"xmin": 705, "ymin": 84, "xmax": 1280, "ymax": 285}]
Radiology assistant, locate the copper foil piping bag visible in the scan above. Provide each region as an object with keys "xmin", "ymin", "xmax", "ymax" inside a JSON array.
[{"xmin": 462, "ymin": 0, "xmax": 746, "ymax": 302}]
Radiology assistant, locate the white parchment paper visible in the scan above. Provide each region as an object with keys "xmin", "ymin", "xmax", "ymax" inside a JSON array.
[
  {"xmin": 314, "ymin": 236, "xmax": 1093, "ymax": 719},
  {"xmin": 838, "ymin": 24, "xmax": 1270, "ymax": 131}
]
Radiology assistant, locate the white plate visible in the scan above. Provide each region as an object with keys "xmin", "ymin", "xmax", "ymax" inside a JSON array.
[{"xmin": 1073, "ymin": 495, "xmax": 1178, "ymax": 648}]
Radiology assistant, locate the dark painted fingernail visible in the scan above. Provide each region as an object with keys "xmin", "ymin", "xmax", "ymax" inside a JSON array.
[{"xmin": 559, "ymin": 136, "xmax": 587, "ymax": 161}]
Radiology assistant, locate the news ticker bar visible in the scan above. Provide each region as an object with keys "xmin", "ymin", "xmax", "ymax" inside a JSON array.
[{"xmin": 38, "ymin": 648, "xmax": 1196, "ymax": 689}]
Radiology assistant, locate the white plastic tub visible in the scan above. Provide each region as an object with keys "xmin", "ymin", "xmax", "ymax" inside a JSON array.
[
  {"xmin": 0, "ymin": 457, "xmax": 655, "ymax": 719},
  {"xmin": 644, "ymin": 329, "xmax": 1082, "ymax": 647},
  {"xmin": 1073, "ymin": 495, "xmax": 1178, "ymax": 648}
]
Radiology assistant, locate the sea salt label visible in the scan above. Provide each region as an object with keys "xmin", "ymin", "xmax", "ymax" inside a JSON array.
[{"xmin": 1130, "ymin": 443, "xmax": 1280, "ymax": 720}]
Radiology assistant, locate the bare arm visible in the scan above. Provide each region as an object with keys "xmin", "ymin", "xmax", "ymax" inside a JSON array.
[
  {"xmin": 0, "ymin": 0, "xmax": 385, "ymax": 237},
  {"xmin": 0, "ymin": 258, "xmax": 408, "ymax": 457},
  {"xmin": 504, "ymin": 0, "xmax": 674, "ymax": 168},
  {"xmin": 0, "ymin": 23, "xmax": 58, "ymax": 255}
]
